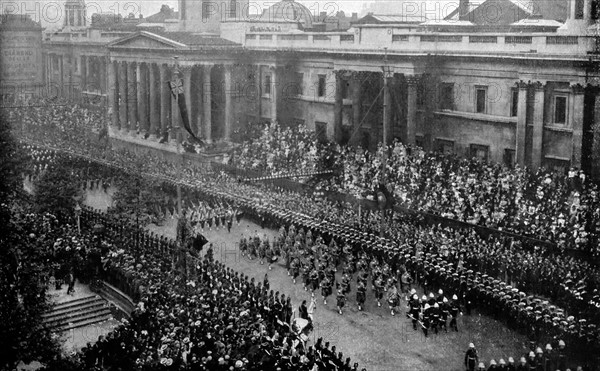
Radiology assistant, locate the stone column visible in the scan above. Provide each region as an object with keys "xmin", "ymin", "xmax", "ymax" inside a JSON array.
[
  {"xmin": 333, "ymin": 70, "xmax": 344, "ymax": 143},
  {"xmin": 270, "ymin": 65, "xmax": 277, "ymax": 122},
  {"xmin": 108, "ymin": 60, "xmax": 118, "ymax": 129},
  {"xmin": 81, "ymin": 55, "xmax": 87, "ymax": 92},
  {"xmin": 516, "ymin": 81, "xmax": 529, "ymax": 167},
  {"xmin": 149, "ymin": 63, "xmax": 159, "ymax": 139},
  {"xmin": 203, "ymin": 64, "xmax": 213, "ymax": 143},
  {"xmin": 183, "ymin": 66, "xmax": 193, "ymax": 140},
  {"xmin": 531, "ymin": 81, "xmax": 545, "ymax": 170},
  {"xmin": 256, "ymin": 64, "xmax": 262, "ymax": 120},
  {"xmin": 99, "ymin": 57, "xmax": 107, "ymax": 94},
  {"xmin": 383, "ymin": 71, "xmax": 393, "ymax": 146},
  {"xmin": 171, "ymin": 67, "xmax": 180, "ymax": 145},
  {"xmin": 224, "ymin": 64, "xmax": 233, "ymax": 141},
  {"xmin": 571, "ymin": 83, "xmax": 585, "ymax": 168},
  {"xmin": 351, "ymin": 73, "xmax": 362, "ymax": 146},
  {"xmin": 127, "ymin": 62, "xmax": 138, "ymax": 134},
  {"xmin": 137, "ymin": 63, "xmax": 148, "ymax": 136},
  {"xmin": 59, "ymin": 55, "xmax": 64, "ymax": 97},
  {"xmin": 159, "ymin": 64, "xmax": 170, "ymax": 139},
  {"xmin": 119, "ymin": 61, "xmax": 128, "ymax": 132},
  {"xmin": 592, "ymin": 92, "xmax": 600, "ymax": 178},
  {"xmin": 406, "ymin": 76, "xmax": 419, "ymax": 146}
]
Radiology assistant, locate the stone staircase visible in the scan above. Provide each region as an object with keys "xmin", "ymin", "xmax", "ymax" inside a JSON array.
[
  {"xmin": 42, "ymin": 295, "xmax": 112, "ymax": 332},
  {"xmin": 94, "ymin": 281, "xmax": 135, "ymax": 316}
]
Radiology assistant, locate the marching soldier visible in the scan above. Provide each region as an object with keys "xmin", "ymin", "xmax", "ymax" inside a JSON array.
[
  {"xmin": 387, "ymin": 285, "xmax": 400, "ymax": 316},
  {"xmin": 440, "ymin": 297, "xmax": 450, "ymax": 333},
  {"xmin": 431, "ymin": 303, "xmax": 441, "ymax": 334},
  {"xmin": 321, "ymin": 276, "xmax": 332, "ymax": 305},
  {"xmin": 450, "ymin": 294, "xmax": 461, "ymax": 332},
  {"xmin": 464, "ymin": 343, "xmax": 478, "ymax": 371},
  {"xmin": 356, "ymin": 280, "xmax": 367, "ymax": 311},
  {"xmin": 336, "ymin": 289, "xmax": 346, "ymax": 315},
  {"xmin": 408, "ymin": 294, "xmax": 421, "ymax": 330},
  {"xmin": 374, "ymin": 276, "xmax": 385, "ymax": 307}
]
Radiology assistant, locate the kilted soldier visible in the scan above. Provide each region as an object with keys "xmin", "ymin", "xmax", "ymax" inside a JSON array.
[
  {"xmin": 290, "ymin": 258, "xmax": 300, "ymax": 284},
  {"xmin": 449, "ymin": 295, "xmax": 461, "ymax": 332},
  {"xmin": 464, "ymin": 343, "xmax": 478, "ymax": 371},
  {"xmin": 341, "ymin": 273, "xmax": 352, "ymax": 295},
  {"xmin": 265, "ymin": 247, "xmax": 274, "ymax": 270},
  {"xmin": 310, "ymin": 268, "xmax": 320, "ymax": 293},
  {"xmin": 336, "ymin": 289, "xmax": 346, "ymax": 315},
  {"xmin": 387, "ymin": 285, "xmax": 400, "ymax": 316},
  {"xmin": 321, "ymin": 276, "xmax": 332, "ymax": 305},
  {"xmin": 258, "ymin": 240, "xmax": 266, "ymax": 265},
  {"xmin": 239, "ymin": 236, "xmax": 248, "ymax": 257},
  {"xmin": 301, "ymin": 264, "xmax": 312, "ymax": 291},
  {"xmin": 356, "ymin": 280, "xmax": 367, "ymax": 311},
  {"xmin": 374, "ymin": 276, "xmax": 385, "ymax": 307}
]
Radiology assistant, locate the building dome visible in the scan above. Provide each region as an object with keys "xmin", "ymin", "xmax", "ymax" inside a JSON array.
[{"xmin": 262, "ymin": 0, "xmax": 313, "ymax": 28}]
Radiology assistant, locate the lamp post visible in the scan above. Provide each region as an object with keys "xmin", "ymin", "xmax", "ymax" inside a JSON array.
[
  {"xmin": 380, "ymin": 48, "xmax": 394, "ymax": 237},
  {"xmin": 74, "ymin": 203, "xmax": 82, "ymax": 234}
]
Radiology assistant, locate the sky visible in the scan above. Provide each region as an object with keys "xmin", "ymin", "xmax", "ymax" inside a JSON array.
[{"xmin": 2, "ymin": 0, "xmax": 459, "ymax": 27}]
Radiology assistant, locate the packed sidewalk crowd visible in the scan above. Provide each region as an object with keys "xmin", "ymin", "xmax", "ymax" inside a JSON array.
[
  {"xmin": 234, "ymin": 123, "xmax": 599, "ymax": 254},
  {"xmin": 72, "ymin": 206, "xmax": 366, "ymax": 371}
]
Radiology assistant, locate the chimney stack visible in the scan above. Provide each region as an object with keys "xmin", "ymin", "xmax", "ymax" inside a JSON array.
[{"xmin": 459, "ymin": 0, "xmax": 469, "ymax": 18}]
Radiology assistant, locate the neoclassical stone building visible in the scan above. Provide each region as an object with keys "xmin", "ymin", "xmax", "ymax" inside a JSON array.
[{"xmin": 40, "ymin": 0, "xmax": 600, "ymax": 175}]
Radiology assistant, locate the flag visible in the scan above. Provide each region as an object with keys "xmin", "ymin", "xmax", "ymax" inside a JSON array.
[{"xmin": 168, "ymin": 72, "xmax": 203, "ymax": 145}]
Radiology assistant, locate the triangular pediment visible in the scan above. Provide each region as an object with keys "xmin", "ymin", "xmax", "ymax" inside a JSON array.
[{"xmin": 109, "ymin": 31, "xmax": 186, "ymax": 49}]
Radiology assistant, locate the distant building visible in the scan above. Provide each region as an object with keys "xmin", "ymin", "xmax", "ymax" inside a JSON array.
[
  {"xmin": 0, "ymin": 14, "xmax": 43, "ymax": 98},
  {"xmin": 42, "ymin": 0, "xmax": 600, "ymax": 176}
]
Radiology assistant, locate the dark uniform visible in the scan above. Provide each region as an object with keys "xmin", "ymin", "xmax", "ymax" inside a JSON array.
[
  {"xmin": 356, "ymin": 281, "xmax": 367, "ymax": 311},
  {"xmin": 464, "ymin": 346, "xmax": 478, "ymax": 371}
]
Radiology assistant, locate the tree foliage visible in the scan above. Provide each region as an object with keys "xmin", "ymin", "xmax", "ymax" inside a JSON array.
[
  {"xmin": 0, "ymin": 116, "xmax": 62, "ymax": 369},
  {"xmin": 33, "ymin": 161, "xmax": 84, "ymax": 222},
  {"xmin": 109, "ymin": 174, "xmax": 164, "ymax": 227}
]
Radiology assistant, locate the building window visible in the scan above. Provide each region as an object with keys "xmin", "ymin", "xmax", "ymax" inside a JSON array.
[
  {"xmin": 341, "ymin": 78, "xmax": 350, "ymax": 99},
  {"xmin": 317, "ymin": 74, "xmax": 326, "ymax": 97},
  {"xmin": 296, "ymin": 72, "xmax": 304, "ymax": 95},
  {"xmin": 315, "ymin": 121, "xmax": 328, "ymax": 142},
  {"xmin": 554, "ymin": 95, "xmax": 567, "ymax": 124},
  {"xmin": 436, "ymin": 139, "xmax": 454, "ymax": 155},
  {"xmin": 361, "ymin": 132, "xmax": 371, "ymax": 149},
  {"xmin": 470, "ymin": 144, "xmax": 489, "ymax": 162},
  {"xmin": 264, "ymin": 74, "xmax": 271, "ymax": 95},
  {"xmin": 475, "ymin": 86, "xmax": 487, "ymax": 114},
  {"xmin": 293, "ymin": 118, "xmax": 305, "ymax": 126},
  {"xmin": 504, "ymin": 149, "xmax": 515, "ymax": 168},
  {"xmin": 415, "ymin": 135, "xmax": 424, "ymax": 148},
  {"xmin": 440, "ymin": 83, "xmax": 454, "ymax": 110},
  {"xmin": 510, "ymin": 90, "xmax": 518, "ymax": 117}
]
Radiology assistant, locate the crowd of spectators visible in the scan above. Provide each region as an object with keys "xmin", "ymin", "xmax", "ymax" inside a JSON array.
[{"xmin": 5, "ymin": 98, "xmax": 600, "ymax": 368}]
